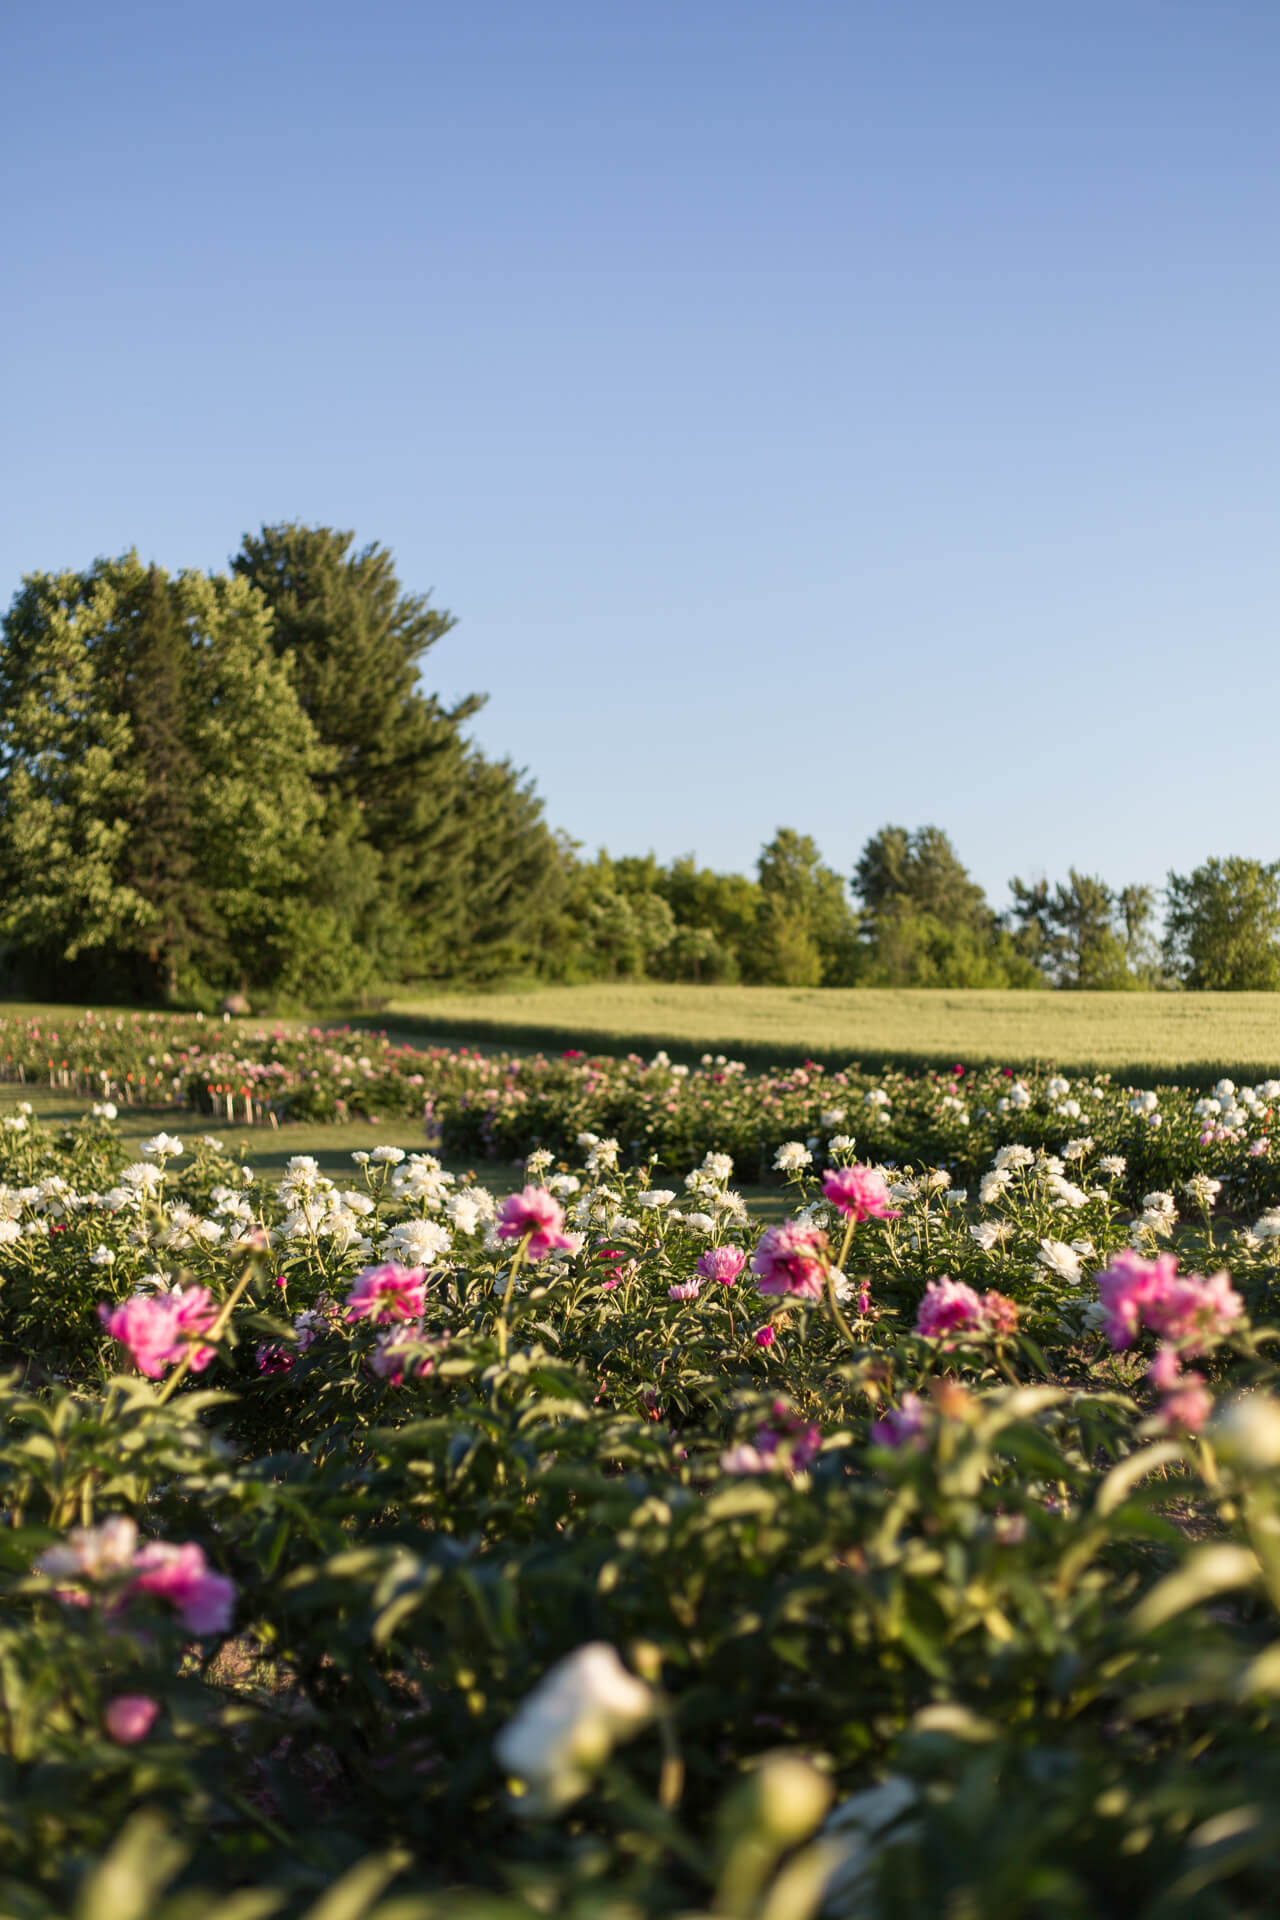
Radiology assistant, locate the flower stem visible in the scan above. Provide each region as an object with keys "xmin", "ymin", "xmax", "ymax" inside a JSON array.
[
  {"xmin": 156, "ymin": 1260, "xmax": 258, "ymax": 1406},
  {"xmin": 496, "ymin": 1232, "xmax": 532, "ymax": 1362}
]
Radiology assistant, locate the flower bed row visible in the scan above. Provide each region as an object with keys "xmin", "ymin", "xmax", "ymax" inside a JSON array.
[
  {"xmin": 3, "ymin": 1097, "xmax": 1280, "ymax": 1911},
  {"xmin": 3, "ymin": 1008, "xmax": 1280, "ymax": 1214}
]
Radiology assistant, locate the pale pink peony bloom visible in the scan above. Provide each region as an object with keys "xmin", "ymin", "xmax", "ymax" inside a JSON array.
[
  {"xmin": 130, "ymin": 1541, "xmax": 236, "ymax": 1635},
  {"xmin": 821, "ymin": 1165, "xmax": 900, "ymax": 1223},
  {"xmin": 105, "ymin": 1694, "xmax": 159, "ymax": 1744},
  {"xmin": 97, "ymin": 1286, "xmax": 217, "ymax": 1378},
  {"xmin": 751, "ymin": 1221, "xmax": 829, "ymax": 1300},
  {"xmin": 496, "ymin": 1186, "xmax": 575, "ymax": 1260},
  {"xmin": 668, "ymin": 1279, "xmax": 701, "ymax": 1301},
  {"xmin": 36, "ymin": 1515, "xmax": 138, "ymax": 1583},
  {"xmin": 696, "ymin": 1245, "xmax": 746, "ymax": 1286},
  {"xmin": 344, "ymin": 1263, "xmax": 428, "ymax": 1325}
]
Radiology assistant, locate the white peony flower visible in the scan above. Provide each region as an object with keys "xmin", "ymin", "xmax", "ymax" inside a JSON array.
[
  {"xmin": 1037, "ymin": 1239, "xmax": 1083, "ymax": 1285},
  {"xmin": 139, "ymin": 1133, "xmax": 183, "ymax": 1161},
  {"xmin": 381, "ymin": 1218, "xmax": 452, "ymax": 1267},
  {"xmin": 970, "ymin": 1220, "xmax": 1009, "ymax": 1251},
  {"xmin": 495, "ymin": 1643, "xmax": 655, "ymax": 1816}
]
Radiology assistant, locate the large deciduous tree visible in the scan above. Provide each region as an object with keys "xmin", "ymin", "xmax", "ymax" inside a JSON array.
[{"xmin": 1163, "ymin": 857, "xmax": 1280, "ymax": 990}]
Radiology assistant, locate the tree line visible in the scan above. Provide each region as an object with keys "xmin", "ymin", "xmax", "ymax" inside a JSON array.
[{"xmin": 1, "ymin": 525, "xmax": 1277, "ymax": 1004}]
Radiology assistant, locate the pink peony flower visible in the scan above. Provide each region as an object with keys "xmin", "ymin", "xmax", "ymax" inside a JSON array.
[
  {"xmin": 97, "ymin": 1287, "xmax": 217, "ymax": 1379},
  {"xmin": 496, "ymin": 1186, "xmax": 575, "ymax": 1260},
  {"xmin": 1144, "ymin": 1269, "xmax": 1244, "ymax": 1355},
  {"xmin": 1097, "ymin": 1253, "xmax": 1242, "ymax": 1354},
  {"xmin": 105, "ymin": 1694, "xmax": 159, "ymax": 1744},
  {"xmin": 1149, "ymin": 1343, "xmax": 1183, "ymax": 1392},
  {"xmin": 1150, "ymin": 1346, "xmax": 1213, "ymax": 1433},
  {"xmin": 168, "ymin": 1287, "xmax": 218, "ymax": 1369},
  {"xmin": 821, "ymin": 1165, "xmax": 900, "ymax": 1223},
  {"xmin": 722, "ymin": 1405, "xmax": 820, "ymax": 1475},
  {"xmin": 754, "ymin": 1325, "xmax": 777, "ymax": 1349},
  {"xmin": 979, "ymin": 1289, "xmax": 1019, "ymax": 1335},
  {"xmin": 344, "ymin": 1263, "xmax": 428, "ymax": 1325},
  {"xmin": 696, "ymin": 1245, "xmax": 746, "ymax": 1287},
  {"xmin": 668, "ymin": 1279, "xmax": 701, "ymax": 1301},
  {"xmin": 370, "ymin": 1323, "xmax": 444, "ymax": 1385},
  {"xmin": 129, "ymin": 1541, "xmax": 235, "ymax": 1635},
  {"xmin": 1159, "ymin": 1380, "xmax": 1214, "ymax": 1433},
  {"xmin": 871, "ymin": 1392, "xmax": 928, "ymax": 1449},
  {"xmin": 915, "ymin": 1277, "xmax": 985, "ymax": 1338},
  {"xmin": 751, "ymin": 1221, "xmax": 829, "ymax": 1300},
  {"xmin": 1095, "ymin": 1250, "xmax": 1180, "ymax": 1350}
]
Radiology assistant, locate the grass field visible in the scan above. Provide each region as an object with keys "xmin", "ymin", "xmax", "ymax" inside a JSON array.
[{"xmin": 382, "ymin": 983, "xmax": 1280, "ymax": 1082}]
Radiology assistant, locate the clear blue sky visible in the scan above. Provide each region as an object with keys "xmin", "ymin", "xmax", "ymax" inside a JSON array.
[{"xmin": 4, "ymin": 1, "xmax": 1277, "ymax": 911}]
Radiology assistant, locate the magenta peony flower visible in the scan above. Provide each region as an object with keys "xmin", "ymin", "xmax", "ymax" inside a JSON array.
[
  {"xmin": 129, "ymin": 1541, "xmax": 235, "ymax": 1635},
  {"xmin": 105, "ymin": 1694, "xmax": 159, "ymax": 1744},
  {"xmin": 344, "ymin": 1263, "xmax": 428, "ymax": 1325},
  {"xmin": 821, "ymin": 1165, "xmax": 900, "ymax": 1223},
  {"xmin": 696, "ymin": 1245, "xmax": 746, "ymax": 1287},
  {"xmin": 753, "ymin": 1325, "xmax": 777, "ymax": 1349},
  {"xmin": 751, "ymin": 1221, "xmax": 829, "ymax": 1300},
  {"xmin": 496, "ymin": 1186, "xmax": 575, "ymax": 1260}
]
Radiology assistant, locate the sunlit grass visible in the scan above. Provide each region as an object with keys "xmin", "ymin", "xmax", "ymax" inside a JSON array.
[{"xmin": 381, "ymin": 983, "xmax": 1280, "ymax": 1080}]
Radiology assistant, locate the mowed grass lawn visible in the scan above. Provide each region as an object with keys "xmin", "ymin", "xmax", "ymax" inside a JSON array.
[{"xmin": 384, "ymin": 984, "xmax": 1280, "ymax": 1081}]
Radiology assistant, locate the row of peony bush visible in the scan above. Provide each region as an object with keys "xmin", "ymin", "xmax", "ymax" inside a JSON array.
[
  {"xmin": 3, "ymin": 1097, "xmax": 1280, "ymax": 1911},
  {"xmin": 4, "ymin": 1007, "xmax": 1280, "ymax": 1212}
]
